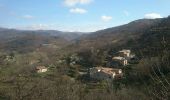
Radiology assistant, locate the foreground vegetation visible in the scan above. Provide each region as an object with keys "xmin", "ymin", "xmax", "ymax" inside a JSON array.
[{"xmin": 0, "ymin": 42, "xmax": 169, "ymax": 100}]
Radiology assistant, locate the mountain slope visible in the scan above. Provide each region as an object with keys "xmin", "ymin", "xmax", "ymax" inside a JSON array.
[
  {"xmin": 0, "ymin": 28, "xmax": 82, "ymax": 41},
  {"xmin": 0, "ymin": 28, "xmax": 83, "ymax": 53},
  {"xmin": 67, "ymin": 18, "xmax": 163, "ymax": 52},
  {"xmin": 72, "ymin": 16, "xmax": 169, "ymax": 58},
  {"xmin": 124, "ymin": 16, "xmax": 170, "ymax": 57},
  {"xmin": 0, "ymin": 17, "xmax": 169, "ymax": 54}
]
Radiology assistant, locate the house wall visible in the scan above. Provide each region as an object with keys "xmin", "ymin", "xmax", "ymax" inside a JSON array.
[
  {"xmin": 114, "ymin": 74, "xmax": 123, "ymax": 79},
  {"xmin": 112, "ymin": 59, "xmax": 127, "ymax": 66},
  {"xmin": 37, "ymin": 69, "xmax": 47, "ymax": 73},
  {"xmin": 122, "ymin": 60, "xmax": 128, "ymax": 66},
  {"xmin": 41, "ymin": 69, "xmax": 47, "ymax": 72},
  {"xmin": 119, "ymin": 52, "xmax": 130, "ymax": 57}
]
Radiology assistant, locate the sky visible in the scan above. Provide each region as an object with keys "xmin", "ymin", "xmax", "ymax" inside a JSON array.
[{"xmin": 0, "ymin": 0, "xmax": 170, "ymax": 32}]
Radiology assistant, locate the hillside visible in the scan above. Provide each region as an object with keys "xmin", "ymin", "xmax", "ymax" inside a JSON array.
[
  {"xmin": 118, "ymin": 16, "xmax": 170, "ymax": 57},
  {"xmin": 65, "ymin": 18, "xmax": 160, "ymax": 52},
  {"xmin": 0, "ymin": 28, "xmax": 83, "ymax": 53},
  {"xmin": 0, "ymin": 17, "xmax": 169, "ymax": 55},
  {"xmin": 0, "ymin": 28, "xmax": 82, "ymax": 40}
]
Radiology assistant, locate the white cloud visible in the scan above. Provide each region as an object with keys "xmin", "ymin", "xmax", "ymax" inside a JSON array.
[
  {"xmin": 70, "ymin": 8, "xmax": 87, "ymax": 14},
  {"xmin": 144, "ymin": 13, "xmax": 163, "ymax": 19},
  {"xmin": 64, "ymin": 0, "xmax": 93, "ymax": 6},
  {"xmin": 101, "ymin": 15, "xmax": 112, "ymax": 22},
  {"xmin": 23, "ymin": 15, "xmax": 34, "ymax": 19},
  {"xmin": 123, "ymin": 10, "xmax": 129, "ymax": 16}
]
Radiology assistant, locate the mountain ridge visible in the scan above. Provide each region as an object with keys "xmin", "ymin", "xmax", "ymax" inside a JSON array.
[{"xmin": 0, "ymin": 17, "xmax": 169, "ymax": 54}]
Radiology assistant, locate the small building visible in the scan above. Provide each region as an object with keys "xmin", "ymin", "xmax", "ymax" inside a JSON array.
[
  {"xmin": 90, "ymin": 67, "xmax": 123, "ymax": 80},
  {"xmin": 36, "ymin": 66, "xmax": 48, "ymax": 73},
  {"xmin": 112, "ymin": 56, "xmax": 128, "ymax": 66},
  {"xmin": 119, "ymin": 49, "xmax": 131, "ymax": 58}
]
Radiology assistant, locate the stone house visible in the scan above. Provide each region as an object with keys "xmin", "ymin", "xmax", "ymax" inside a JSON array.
[
  {"xmin": 112, "ymin": 56, "xmax": 128, "ymax": 66},
  {"xmin": 119, "ymin": 50, "xmax": 131, "ymax": 58},
  {"xmin": 90, "ymin": 67, "xmax": 123, "ymax": 80}
]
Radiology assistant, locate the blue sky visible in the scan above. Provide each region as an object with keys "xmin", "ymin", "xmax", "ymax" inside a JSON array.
[{"xmin": 0, "ymin": 0, "xmax": 170, "ymax": 32}]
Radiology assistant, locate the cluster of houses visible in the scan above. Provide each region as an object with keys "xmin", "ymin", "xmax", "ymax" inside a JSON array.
[
  {"xmin": 112, "ymin": 49, "xmax": 134, "ymax": 66},
  {"xmin": 33, "ymin": 49, "xmax": 135, "ymax": 82},
  {"xmin": 89, "ymin": 49, "xmax": 134, "ymax": 81}
]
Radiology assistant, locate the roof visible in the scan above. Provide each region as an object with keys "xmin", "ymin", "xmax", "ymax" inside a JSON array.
[
  {"xmin": 119, "ymin": 49, "xmax": 131, "ymax": 53},
  {"xmin": 112, "ymin": 56, "xmax": 125, "ymax": 60},
  {"xmin": 93, "ymin": 67, "xmax": 122, "ymax": 74},
  {"xmin": 36, "ymin": 66, "xmax": 47, "ymax": 70}
]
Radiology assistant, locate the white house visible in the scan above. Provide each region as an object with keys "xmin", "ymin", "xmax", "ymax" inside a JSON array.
[{"xmin": 36, "ymin": 66, "xmax": 48, "ymax": 73}]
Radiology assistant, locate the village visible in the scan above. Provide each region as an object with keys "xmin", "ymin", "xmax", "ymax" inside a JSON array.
[
  {"xmin": 89, "ymin": 49, "xmax": 135, "ymax": 81},
  {"xmin": 35, "ymin": 49, "xmax": 136, "ymax": 81}
]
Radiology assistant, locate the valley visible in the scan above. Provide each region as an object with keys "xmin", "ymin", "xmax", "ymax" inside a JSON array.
[{"xmin": 0, "ymin": 16, "xmax": 170, "ymax": 100}]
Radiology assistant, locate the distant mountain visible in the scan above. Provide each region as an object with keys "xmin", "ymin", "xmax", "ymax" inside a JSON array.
[
  {"xmin": 0, "ymin": 28, "xmax": 82, "ymax": 41},
  {"xmin": 66, "ymin": 17, "xmax": 170, "ymax": 56},
  {"xmin": 0, "ymin": 28, "xmax": 83, "ymax": 53},
  {"xmin": 70, "ymin": 19, "xmax": 159, "ymax": 49},
  {"xmin": 0, "ymin": 16, "xmax": 170, "ymax": 54}
]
